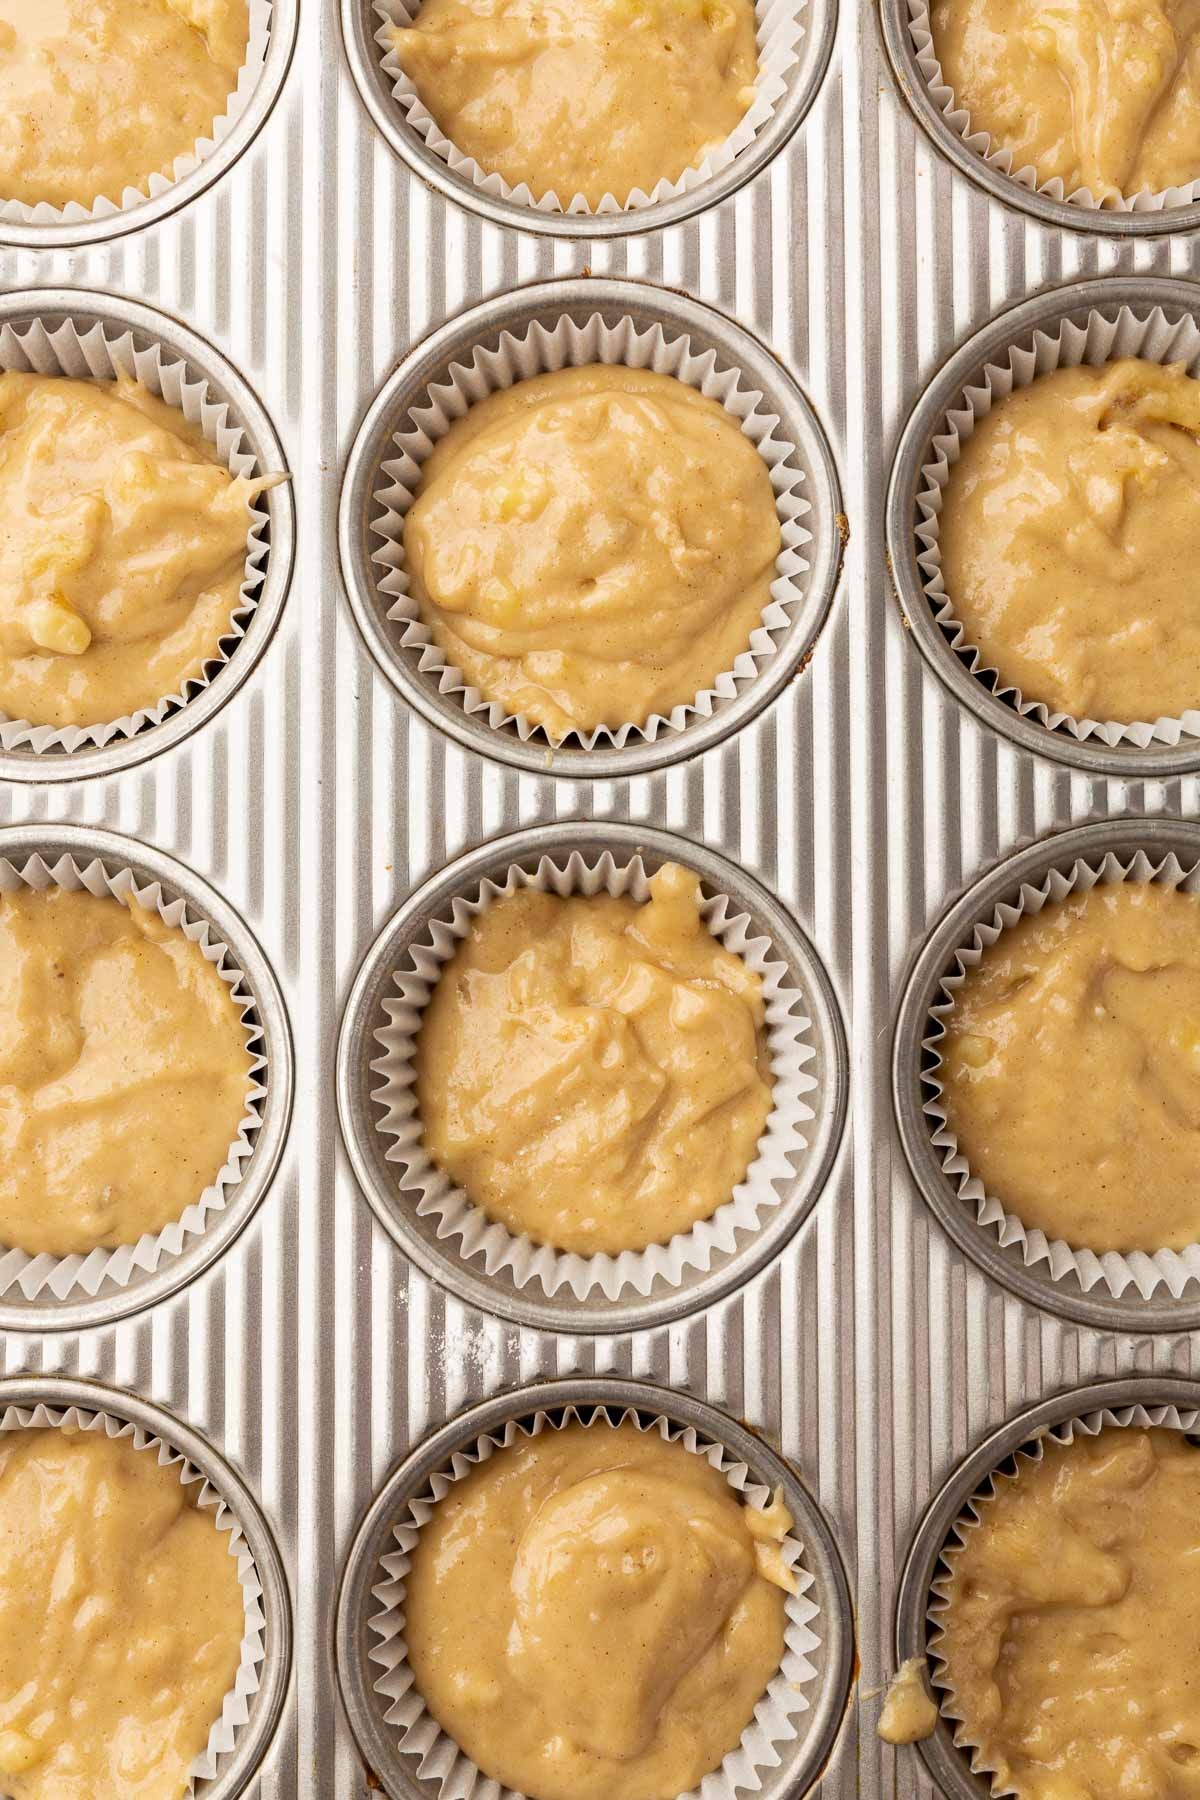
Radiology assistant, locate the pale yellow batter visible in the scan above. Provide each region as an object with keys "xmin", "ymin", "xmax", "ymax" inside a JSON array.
[
  {"xmin": 939, "ymin": 882, "xmax": 1200, "ymax": 1254},
  {"xmin": 0, "ymin": 0, "xmax": 249, "ymax": 210},
  {"xmin": 405, "ymin": 1422, "xmax": 792, "ymax": 1800},
  {"xmin": 402, "ymin": 365, "xmax": 781, "ymax": 738},
  {"xmin": 0, "ymin": 886, "xmax": 253, "ymax": 1258},
  {"xmin": 938, "ymin": 1427, "xmax": 1200, "ymax": 1799},
  {"xmin": 877, "ymin": 1658, "xmax": 938, "ymax": 1745},
  {"xmin": 391, "ymin": 0, "xmax": 759, "ymax": 207},
  {"xmin": 0, "ymin": 373, "xmax": 272, "ymax": 731},
  {"xmin": 0, "ymin": 1427, "xmax": 243, "ymax": 1800},
  {"xmin": 939, "ymin": 360, "xmax": 1200, "ymax": 724},
  {"xmin": 931, "ymin": 0, "xmax": 1200, "ymax": 201},
  {"xmin": 415, "ymin": 862, "xmax": 773, "ymax": 1255}
]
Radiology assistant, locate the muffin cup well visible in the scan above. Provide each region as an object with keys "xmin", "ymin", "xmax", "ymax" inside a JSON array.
[
  {"xmin": 0, "ymin": 295, "xmax": 293, "ymax": 778},
  {"xmin": 894, "ymin": 1378, "xmax": 1200, "ymax": 1800},
  {"xmin": 0, "ymin": 825, "xmax": 292, "ymax": 1334},
  {"xmin": 893, "ymin": 819, "xmax": 1200, "ymax": 1331},
  {"xmin": 338, "ymin": 822, "xmax": 848, "ymax": 1333},
  {"xmin": 335, "ymin": 1380, "xmax": 856, "ymax": 1800}
]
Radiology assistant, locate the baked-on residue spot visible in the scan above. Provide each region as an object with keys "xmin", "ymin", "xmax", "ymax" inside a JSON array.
[
  {"xmin": 938, "ymin": 1427, "xmax": 1200, "ymax": 1798},
  {"xmin": 404, "ymin": 1422, "xmax": 792, "ymax": 1800},
  {"xmin": 0, "ymin": 1427, "xmax": 244, "ymax": 1800},
  {"xmin": 0, "ymin": 886, "xmax": 253, "ymax": 1257},
  {"xmin": 402, "ymin": 365, "xmax": 781, "ymax": 738},
  {"xmin": 415, "ymin": 861, "xmax": 774, "ymax": 1255}
]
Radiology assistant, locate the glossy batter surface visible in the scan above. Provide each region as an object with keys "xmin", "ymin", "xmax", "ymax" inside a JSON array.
[
  {"xmin": 415, "ymin": 862, "xmax": 773, "ymax": 1255},
  {"xmin": 0, "ymin": 1427, "xmax": 243, "ymax": 1800},
  {"xmin": 931, "ymin": 0, "xmax": 1200, "ymax": 200},
  {"xmin": 939, "ymin": 1428, "xmax": 1200, "ymax": 1799},
  {"xmin": 0, "ymin": 373, "xmax": 268, "ymax": 730},
  {"xmin": 939, "ymin": 882, "xmax": 1200, "ymax": 1254},
  {"xmin": 391, "ymin": 0, "xmax": 759, "ymax": 206},
  {"xmin": 405, "ymin": 1423, "xmax": 790, "ymax": 1800},
  {"xmin": 0, "ymin": 0, "xmax": 248, "ymax": 209},
  {"xmin": 0, "ymin": 886, "xmax": 252, "ymax": 1258},
  {"xmin": 939, "ymin": 360, "xmax": 1200, "ymax": 723},
  {"xmin": 402, "ymin": 365, "xmax": 781, "ymax": 737}
]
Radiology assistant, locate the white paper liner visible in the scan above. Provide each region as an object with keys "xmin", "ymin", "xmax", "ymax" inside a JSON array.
[
  {"xmin": 0, "ymin": 851, "xmax": 267, "ymax": 1303},
  {"xmin": 0, "ymin": 315, "xmax": 276, "ymax": 757},
  {"xmin": 922, "ymin": 848, "xmax": 1200, "ymax": 1302},
  {"xmin": 371, "ymin": 847, "xmax": 820, "ymax": 1301},
  {"xmin": 0, "ymin": 1399, "xmax": 267, "ymax": 1797},
  {"xmin": 927, "ymin": 1401, "xmax": 1200, "ymax": 1795},
  {"xmin": 375, "ymin": 0, "xmax": 804, "ymax": 217},
  {"xmin": 367, "ymin": 1403, "xmax": 824, "ymax": 1800},
  {"xmin": 0, "ymin": 0, "xmax": 273, "ymax": 231},
  {"xmin": 372, "ymin": 313, "xmax": 812, "ymax": 751},
  {"xmin": 916, "ymin": 304, "xmax": 1200, "ymax": 750},
  {"xmin": 905, "ymin": 0, "xmax": 1200, "ymax": 215}
]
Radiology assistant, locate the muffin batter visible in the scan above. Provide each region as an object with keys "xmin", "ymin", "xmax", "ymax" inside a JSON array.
[
  {"xmin": 939, "ymin": 881, "xmax": 1200, "ymax": 1254},
  {"xmin": 877, "ymin": 1658, "xmax": 938, "ymax": 1744},
  {"xmin": 938, "ymin": 1427, "xmax": 1200, "ymax": 1798},
  {"xmin": 391, "ymin": 0, "xmax": 759, "ymax": 207},
  {"xmin": 939, "ymin": 360, "xmax": 1200, "ymax": 723},
  {"xmin": 415, "ymin": 861, "xmax": 773, "ymax": 1255},
  {"xmin": 930, "ymin": 0, "xmax": 1200, "ymax": 201},
  {"xmin": 404, "ymin": 1422, "xmax": 792, "ymax": 1800},
  {"xmin": 0, "ymin": 372, "xmax": 271, "ymax": 730},
  {"xmin": 0, "ymin": 0, "xmax": 249, "ymax": 210},
  {"xmin": 402, "ymin": 365, "xmax": 781, "ymax": 738},
  {"xmin": 0, "ymin": 886, "xmax": 252, "ymax": 1258},
  {"xmin": 0, "ymin": 1426, "xmax": 243, "ymax": 1800}
]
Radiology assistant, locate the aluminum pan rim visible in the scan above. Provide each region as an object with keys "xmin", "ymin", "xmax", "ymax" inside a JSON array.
[
  {"xmin": 334, "ymin": 1376, "xmax": 856, "ymax": 1800},
  {"xmin": 338, "ymin": 278, "xmax": 845, "ymax": 780},
  {"xmin": 894, "ymin": 1375, "xmax": 1200, "ymax": 1799},
  {"xmin": 892, "ymin": 818, "xmax": 1200, "ymax": 1331},
  {"xmin": 887, "ymin": 275, "xmax": 1200, "ymax": 778},
  {"xmin": 339, "ymin": 0, "xmax": 838, "ymax": 238},
  {"xmin": 0, "ymin": 1, "xmax": 298, "ymax": 249},
  {"xmin": 0, "ymin": 288, "xmax": 295, "ymax": 784},
  {"xmin": 0, "ymin": 823, "xmax": 294, "ymax": 1333},
  {"xmin": 877, "ymin": 4, "xmax": 1200, "ymax": 237},
  {"xmin": 0, "ymin": 1373, "xmax": 294, "ymax": 1800},
  {"xmin": 336, "ymin": 820, "xmax": 849, "ymax": 1333}
]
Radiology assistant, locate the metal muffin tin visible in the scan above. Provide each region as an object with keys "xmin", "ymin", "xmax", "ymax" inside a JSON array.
[
  {"xmin": 337, "ymin": 820, "xmax": 848, "ymax": 1333},
  {"xmin": 894, "ymin": 1376, "xmax": 1200, "ymax": 1799},
  {"xmin": 334, "ymin": 1377, "xmax": 856, "ymax": 1800},
  {"xmin": 338, "ymin": 277, "xmax": 845, "ymax": 779}
]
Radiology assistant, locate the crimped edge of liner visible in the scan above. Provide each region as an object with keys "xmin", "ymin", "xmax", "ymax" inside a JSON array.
[
  {"xmin": 915, "ymin": 302, "xmax": 1200, "ymax": 749},
  {"xmin": 372, "ymin": 0, "xmax": 803, "ymax": 217},
  {"xmin": 370, "ymin": 847, "xmax": 819, "ymax": 1301},
  {"xmin": 922, "ymin": 846, "xmax": 1200, "ymax": 1301},
  {"xmin": 366, "ymin": 1402, "xmax": 823, "ymax": 1800},
  {"xmin": 0, "ymin": 0, "xmax": 273, "ymax": 229},
  {"xmin": 371, "ymin": 311, "xmax": 812, "ymax": 752},
  {"xmin": 927, "ymin": 1400, "xmax": 1200, "ymax": 1795},
  {"xmin": 0, "ymin": 851, "xmax": 267, "ymax": 1302},
  {"xmin": 0, "ymin": 315, "xmax": 276, "ymax": 757},
  {"xmin": 0, "ymin": 1399, "xmax": 268, "ymax": 1795},
  {"xmin": 904, "ymin": 0, "xmax": 1200, "ymax": 214}
]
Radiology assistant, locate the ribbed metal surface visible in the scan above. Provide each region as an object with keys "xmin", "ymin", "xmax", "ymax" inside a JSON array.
[{"xmin": 3, "ymin": 0, "xmax": 1199, "ymax": 1791}]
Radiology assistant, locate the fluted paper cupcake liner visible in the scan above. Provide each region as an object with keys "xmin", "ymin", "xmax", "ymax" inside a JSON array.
[
  {"xmin": 905, "ymin": 0, "xmax": 1200, "ymax": 215},
  {"xmin": 371, "ymin": 311, "xmax": 812, "ymax": 751},
  {"xmin": 0, "ymin": 852, "xmax": 266, "ymax": 1303},
  {"xmin": 367, "ymin": 1402, "xmax": 823, "ymax": 1800},
  {"xmin": 916, "ymin": 303, "xmax": 1200, "ymax": 749},
  {"xmin": 922, "ymin": 847, "xmax": 1200, "ymax": 1301},
  {"xmin": 0, "ymin": 1399, "xmax": 267, "ymax": 1797},
  {"xmin": 371, "ymin": 846, "xmax": 820, "ymax": 1301},
  {"xmin": 374, "ymin": 0, "xmax": 805, "ymax": 217},
  {"xmin": 0, "ymin": 315, "xmax": 276, "ymax": 756},
  {"xmin": 928, "ymin": 1400, "xmax": 1200, "ymax": 1795}
]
